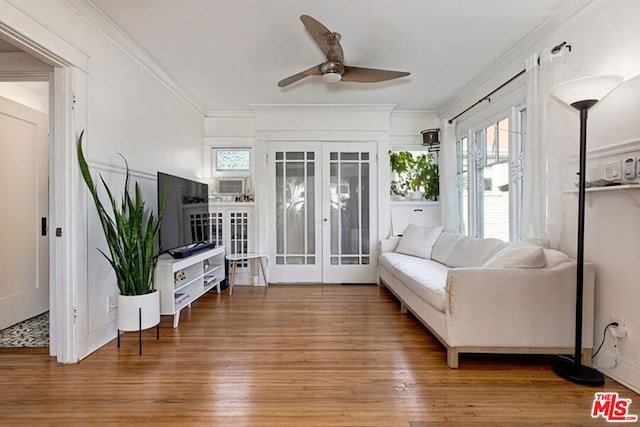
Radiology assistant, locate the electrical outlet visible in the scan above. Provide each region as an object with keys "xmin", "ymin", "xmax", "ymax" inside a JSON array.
[
  {"xmin": 610, "ymin": 316, "xmax": 626, "ymax": 329},
  {"xmin": 611, "ymin": 326, "xmax": 627, "ymax": 338},
  {"xmin": 107, "ymin": 295, "xmax": 118, "ymax": 313},
  {"xmin": 603, "ymin": 161, "xmax": 622, "ymax": 181}
]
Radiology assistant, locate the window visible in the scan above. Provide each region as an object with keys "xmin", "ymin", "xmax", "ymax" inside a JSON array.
[
  {"xmin": 456, "ymin": 137, "xmax": 469, "ymax": 235},
  {"xmin": 215, "ymin": 149, "xmax": 250, "ymax": 171},
  {"xmin": 389, "ymin": 149, "xmax": 439, "ymax": 201},
  {"xmin": 456, "ymin": 109, "xmax": 524, "ymax": 241}
]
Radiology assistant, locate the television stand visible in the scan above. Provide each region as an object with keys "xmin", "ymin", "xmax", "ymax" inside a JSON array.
[
  {"xmin": 167, "ymin": 242, "xmax": 217, "ymax": 259},
  {"xmin": 156, "ymin": 246, "xmax": 226, "ymax": 327}
]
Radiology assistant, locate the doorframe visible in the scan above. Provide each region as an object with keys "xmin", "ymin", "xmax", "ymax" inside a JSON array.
[
  {"xmin": 0, "ymin": 2, "xmax": 89, "ymax": 363},
  {"xmin": 255, "ymin": 130, "xmax": 390, "ymax": 282}
]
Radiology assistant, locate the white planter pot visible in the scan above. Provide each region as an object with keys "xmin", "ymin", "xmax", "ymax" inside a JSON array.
[
  {"xmin": 408, "ymin": 191, "xmax": 424, "ymax": 200},
  {"xmin": 117, "ymin": 290, "xmax": 160, "ymax": 332}
]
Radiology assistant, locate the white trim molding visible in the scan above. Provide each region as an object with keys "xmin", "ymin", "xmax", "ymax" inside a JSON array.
[
  {"xmin": 204, "ymin": 136, "xmax": 255, "ymax": 147},
  {"xmin": 0, "ymin": 1, "xmax": 88, "ymax": 70},
  {"xmin": 63, "ymin": 0, "xmax": 205, "ymax": 115}
]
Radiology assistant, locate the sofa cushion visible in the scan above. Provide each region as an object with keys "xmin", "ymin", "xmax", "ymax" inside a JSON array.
[
  {"xmin": 379, "ymin": 252, "xmax": 449, "ymax": 312},
  {"xmin": 543, "ymin": 248, "xmax": 571, "ymax": 268},
  {"xmin": 445, "ymin": 236, "xmax": 507, "ymax": 267},
  {"xmin": 395, "ymin": 224, "xmax": 443, "ymax": 259},
  {"xmin": 483, "ymin": 245, "xmax": 545, "ymax": 268},
  {"xmin": 432, "ymin": 231, "xmax": 463, "ymax": 264}
]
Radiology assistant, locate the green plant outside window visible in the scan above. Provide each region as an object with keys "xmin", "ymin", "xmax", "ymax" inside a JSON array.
[{"xmin": 389, "ymin": 151, "xmax": 439, "ymax": 201}]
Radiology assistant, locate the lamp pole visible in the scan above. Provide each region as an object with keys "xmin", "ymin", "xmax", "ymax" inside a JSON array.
[{"xmin": 552, "ymin": 99, "xmax": 604, "ymax": 386}]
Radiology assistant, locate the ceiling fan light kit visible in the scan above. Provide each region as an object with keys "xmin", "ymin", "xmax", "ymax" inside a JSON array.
[
  {"xmin": 278, "ymin": 15, "xmax": 410, "ymax": 88},
  {"xmin": 322, "ymin": 72, "xmax": 342, "ymax": 83}
]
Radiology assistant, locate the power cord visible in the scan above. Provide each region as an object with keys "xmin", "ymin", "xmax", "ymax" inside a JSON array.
[{"xmin": 592, "ymin": 321, "xmax": 619, "ymax": 359}]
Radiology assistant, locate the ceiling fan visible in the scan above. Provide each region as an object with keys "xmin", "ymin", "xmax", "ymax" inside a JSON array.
[{"xmin": 278, "ymin": 15, "xmax": 410, "ymax": 88}]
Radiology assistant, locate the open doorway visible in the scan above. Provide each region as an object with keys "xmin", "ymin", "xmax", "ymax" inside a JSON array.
[{"xmin": 0, "ymin": 38, "xmax": 51, "ymax": 348}]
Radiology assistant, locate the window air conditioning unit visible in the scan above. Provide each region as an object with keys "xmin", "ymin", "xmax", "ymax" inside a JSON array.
[{"xmin": 217, "ymin": 178, "xmax": 245, "ymax": 195}]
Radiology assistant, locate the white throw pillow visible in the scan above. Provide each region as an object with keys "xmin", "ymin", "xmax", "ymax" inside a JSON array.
[
  {"xmin": 445, "ymin": 237, "xmax": 507, "ymax": 267},
  {"xmin": 431, "ymin": 231, "xmax": 463, "ymax": 264},
  {"xmin": 483, "ymin": 245, "xmax": 546, "ymax": 268},
  {"xmin": 543, "ymin": 248, "xmax": 571, "ymax": 268},
  {"xmin": 395, "ymin": 224, "xmax": 443, "ymax": 259}
]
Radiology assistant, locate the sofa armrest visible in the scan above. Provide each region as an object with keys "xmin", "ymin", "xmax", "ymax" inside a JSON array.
[
  {"xmin": 379, "ymin": 237, "xmax": 401, "ymax": 253},
  {"xmin": 445, "ymin": 262, "xmax": 595, "ymax": 349}
]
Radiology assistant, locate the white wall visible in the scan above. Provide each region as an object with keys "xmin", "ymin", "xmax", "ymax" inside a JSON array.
[
  {"xmin": 4, "ymin": 0, "xmax": 204, "ymax": 356},
  {"xmin": 440, "ymin": 0, "xmax": 640, "ymax": 392}
]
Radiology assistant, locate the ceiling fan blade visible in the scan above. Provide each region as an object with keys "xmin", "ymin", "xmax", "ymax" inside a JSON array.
[
  {"xmin": 277, "ymin": 64, "xmax": 323, "ymax": 88},
  {"xmin": 341, "ymin": 66, "xmax": 410, "ymax": 83},
  {"xmin": 300, "ymin": 15, "xmax": 344, "ymax": 63}
]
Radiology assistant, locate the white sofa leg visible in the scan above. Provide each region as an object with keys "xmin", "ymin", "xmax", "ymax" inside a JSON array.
[
  {"xmin": 582, "ymin": 348, "xmax": 592, "ymax": 367},
  {"xmin": 447, "ymin": 348, "xmax": 459, "ymax": 368}
]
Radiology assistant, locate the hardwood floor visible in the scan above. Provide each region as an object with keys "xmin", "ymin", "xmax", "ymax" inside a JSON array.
[{"xmin": 0, "ymin": 284, "xmax": 637, "ymax": 426}]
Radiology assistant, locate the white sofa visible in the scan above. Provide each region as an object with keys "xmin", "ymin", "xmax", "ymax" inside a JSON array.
[{"xmin": 378, "ymin": 226, "xmax": 595, "ymax": 368}]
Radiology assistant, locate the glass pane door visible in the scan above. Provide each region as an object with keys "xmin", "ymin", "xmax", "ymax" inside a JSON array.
[
  {"xmin": 323, "ymin": 143, "xmax": 377, "ymax": 283},
  {"xmin": 268, "ymin": 144, "xmax": 322, "ymax": 282},
  {"xmin": 268, "ymin": 142, "xmax": 377, "ymax": 284}
]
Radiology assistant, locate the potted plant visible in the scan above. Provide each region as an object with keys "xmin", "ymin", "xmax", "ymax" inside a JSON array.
[{"xmin": 77, "ymin": 131, "xmax": 165, "ymax": 334}]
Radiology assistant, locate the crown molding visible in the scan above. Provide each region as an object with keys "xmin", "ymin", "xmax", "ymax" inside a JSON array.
[
  {"xmin": 249, "ymin": 104, "xmax": 397, "ymax": 114},
  {"xmin": 63, "ymin": 0, "xmax": 205, "ymax": 116},
  {"xmin": 391, "ymin": 109, "xmax": 439, "ymax": 119},
  {"xmin": 205, "ymin": 110, "xmax": 255, "ymax": 119},
  {"xmin": 439, "ymin": 0, "xmax": 596, "ymax": 120}
]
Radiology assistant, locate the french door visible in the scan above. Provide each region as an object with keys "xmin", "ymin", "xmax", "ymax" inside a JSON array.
[{"xmin": 267, "ymin": 142, "xmax": 377, "ymax": 283}]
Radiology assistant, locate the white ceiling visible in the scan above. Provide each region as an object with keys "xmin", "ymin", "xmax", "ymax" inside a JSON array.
[{"xmin": 91, "ymin": 0, "xmax": 569, "ymax": 114}]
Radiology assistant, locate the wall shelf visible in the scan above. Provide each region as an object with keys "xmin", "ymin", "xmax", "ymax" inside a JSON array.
[{"xmin": 565, "ymin": 184, "xmax": 640, "ymax": 206}]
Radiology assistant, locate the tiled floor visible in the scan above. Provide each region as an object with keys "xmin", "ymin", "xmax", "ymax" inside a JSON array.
[{"xmin": 0, "ymin": 312, "xmax": 49, "ymax": 347}]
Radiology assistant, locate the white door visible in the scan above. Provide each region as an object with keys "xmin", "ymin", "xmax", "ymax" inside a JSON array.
[
  {"xmin": 268, "ymin": 142, "xmax": 377, "ymax": 283},
  {"xmin": 0, "ymin": 95, "xmax": 49, "ymax": 330}
]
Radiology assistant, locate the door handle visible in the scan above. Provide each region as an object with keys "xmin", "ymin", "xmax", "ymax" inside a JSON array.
[
  {"xmin": 323, "ymin": 218, "xmax": 328, "ymax": 223},
  {"xmin": 41, "ymin": 217, "xmax": 47, "ymax": 236}
]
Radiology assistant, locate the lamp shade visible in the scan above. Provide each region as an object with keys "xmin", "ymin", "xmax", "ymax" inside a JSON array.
[{"xmin": 551, "ymin": 75, "xmax": 623, "ymax": 106}]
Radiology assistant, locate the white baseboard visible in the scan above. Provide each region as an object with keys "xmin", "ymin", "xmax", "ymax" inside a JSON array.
[{"xmin": 596, "ymin": 357, "xmax": 640, "ymax": 395}]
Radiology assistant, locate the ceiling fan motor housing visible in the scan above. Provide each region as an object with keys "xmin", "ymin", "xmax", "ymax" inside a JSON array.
[{"xmin": 320, "ymin": 61, "xmax": 344, "ymax": 82}]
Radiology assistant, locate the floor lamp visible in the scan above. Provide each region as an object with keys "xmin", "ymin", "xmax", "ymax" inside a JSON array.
[{"xmin": 550, "ymin": 74, "xmax": 623, "ymax": 386}]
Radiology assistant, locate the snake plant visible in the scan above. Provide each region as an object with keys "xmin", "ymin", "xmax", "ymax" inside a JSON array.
[{"xmin": 77, "ymin": 131, "xmax": 165, "ymax": 296}]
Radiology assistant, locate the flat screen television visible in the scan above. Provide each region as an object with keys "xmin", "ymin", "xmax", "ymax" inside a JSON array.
[{"xmin": 157, "ymin": 172, "xmax": 212, "ymax": 257}]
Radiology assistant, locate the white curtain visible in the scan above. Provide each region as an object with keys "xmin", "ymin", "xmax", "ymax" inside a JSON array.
[
  {"xmin": 439, "ymin": 119, "xmax": 460, "ymax": 232},
  {"xmin": 521, "ymin": 49, "xmax": 567, "ymax": 248}
]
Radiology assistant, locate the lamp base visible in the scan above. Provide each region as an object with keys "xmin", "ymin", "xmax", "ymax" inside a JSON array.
[{"xmin": 553, "ymin": 360, "xmax": 605, "ymax": 386}]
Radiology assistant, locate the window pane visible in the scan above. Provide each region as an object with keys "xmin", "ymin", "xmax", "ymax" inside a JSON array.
[
  {"xmin": 216, "ymin": 149, "xmax": 250, "ymax": 171},
  {"xmin": 462, "ymin": 137, "xmax": 468, "ymax": 172},
  {"xmin": 482, "ymin": 162, "xmax": 510, "ymax": 241},
  {"xmin": 286, "ymin": 152, "xmax": 304, "ymax": 160},
  {"xmin": 306, "ymin": 162, "xmax": 315, "ymax": 254},
  {"xmin": 285, "ymin": 162, "xmax": 305, "ymax": 254},
  {"xmin": 340, "ymin": 152, "xmax": 358, "ymax": 161},
  {"xmin": 340, "ymin": 162, "xmax": 359, "ymax": 255},
  {"xmin": 485, "ymin": 125, "xmax": 497, "ymax": 164},
  {"xmin": 498, "ymin": 118, "xmax": 510, "ymax": 162},
  {"xmin": 361, "ymin": 162, "xmax": 370, "ymax": 255},
  {"xmin": 461, "ymin": 171, "xmax": 469, "ymax": 236},
  {"xmin": 276, "ymin": 162, "xmax": 284, "ymax": 253}
]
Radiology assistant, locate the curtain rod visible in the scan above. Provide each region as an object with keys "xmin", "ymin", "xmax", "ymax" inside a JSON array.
[
  {"xmin": 447, "ymin": 69, "xmax": 525, "ymax": 124},
  {"xmin": 447, "ymin": 41, "xmax": 571, "ymax": 125}
]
